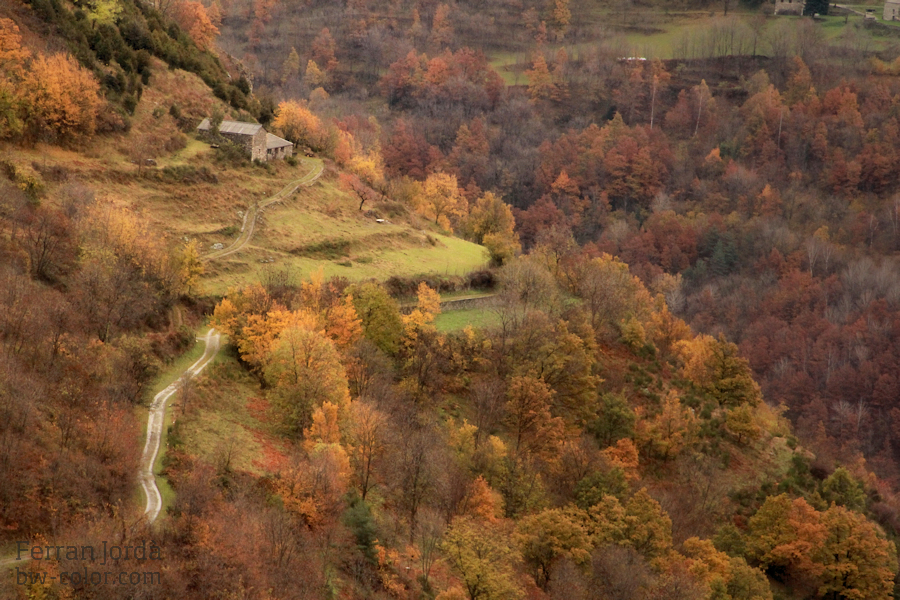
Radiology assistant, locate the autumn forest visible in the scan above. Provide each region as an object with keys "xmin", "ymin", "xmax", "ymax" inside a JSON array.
[{"xmin": 3, "ymin": 0, "xmax": 900, "ymax": 598}]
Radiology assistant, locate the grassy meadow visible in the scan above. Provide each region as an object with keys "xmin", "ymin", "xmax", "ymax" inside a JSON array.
[
  {"xmin": 200, "ymin": 177, "xmax": 488, "ymax": 294},
  {"xmin": 434, "ymin": 306, "xmax": 502, "ymax": 332},
  {"xmin": 489, "ymin": 6, "xmax": 895, "ymax": 79},
  {"xmin": 2, "ymin": 62, "xmax": 489, "ymax": 300}
]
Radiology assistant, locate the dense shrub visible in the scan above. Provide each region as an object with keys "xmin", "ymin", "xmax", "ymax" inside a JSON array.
[{"xmin": 21, "ymin": 0, "xmax": 257, "ymax": 119}]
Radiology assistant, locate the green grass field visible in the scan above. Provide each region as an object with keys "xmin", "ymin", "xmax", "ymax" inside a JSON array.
[
  {"xmin": 6, "ymin": 128, "xmax": 488, "ymax": 299},
  {"xmin": 439, "ymin": 289, "xmax": 497, "ymax": 300},
  {"xmin": 489, "ymin": 50, "xmax": 530, "ymax": 85},
  {"xmin": 491, "ymin": 8, "xmax": 884, "ymax": 72},
  {"xmin": 155, "ymin": 137, "xmax": 209, "ymax": 168},
  {"xmin": 200, "ymin": 179, "xmax": 489, "ymax": 294},
  {"xmin": 173, "ymin": 357, "xmax": 276, "ymax": 477},
  {"xmin": 435, "ymin": 306, "xmax": 502, "ymax": 332}
]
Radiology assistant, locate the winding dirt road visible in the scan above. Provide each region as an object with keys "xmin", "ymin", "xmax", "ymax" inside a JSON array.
[
  {"xmin": 0, "ymin": 142, "xmax": 325, "ymax": 571},
  {"xmin": 139, "ymin": 328, "xmax": 221, "ymax": 523},
  {"xmin": 203, "ymin": 158, "xmax": 324, "ymax": 262},
  {"xmin": 138, "ymin": 158, "xmax": 323, "ymax": 524}
]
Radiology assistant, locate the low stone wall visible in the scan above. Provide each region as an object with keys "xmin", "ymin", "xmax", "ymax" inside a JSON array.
[
  {"xmin": 400, "ymin": 294, "xmax": 497, "ymax": 315},
  {"xmin": 440, "ymin": 295, "xmax": 497, "ymax": 311},
  {"xmin": 864, "ymin": 19, "xmax": 900, "ymax": 36}
]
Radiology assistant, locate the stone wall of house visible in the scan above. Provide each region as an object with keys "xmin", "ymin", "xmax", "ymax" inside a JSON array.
[
  {"xmin": 219, "ymin": 129, "xmax": 266, "ymax": 161},
  {"xmin": 267, "ymin": 145, "xmax": 293, "ymax": 161},
  {"xmin": 252, "ymin": 130, "xmax": 267, "ymax": 161},
  {"xmin": 219, "ymin": 131, "xmax": 250, "ymax": 153}
]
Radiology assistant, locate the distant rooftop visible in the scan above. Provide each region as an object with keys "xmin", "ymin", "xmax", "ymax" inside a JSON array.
[
  {"xmin": 266, "ymin": 133, "xmax": 293, "ymax": 149},
  {"xmin": 197, "ymin": 118, "xmax": 263, "ymax": 136}
]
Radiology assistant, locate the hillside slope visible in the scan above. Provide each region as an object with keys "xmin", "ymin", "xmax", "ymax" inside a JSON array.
[
  {"xmin": 0, "ymin": 57, "xmax": 488, "ymax": 294},
  {"xmin": 3, "ymin": 2, "xmax": 900, "ymax": 600}
]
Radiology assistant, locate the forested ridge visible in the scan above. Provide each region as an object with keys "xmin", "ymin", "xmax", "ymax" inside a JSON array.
[{"xmin": 4, "ymin": 0, "xmax": 900, "ymax": 599}]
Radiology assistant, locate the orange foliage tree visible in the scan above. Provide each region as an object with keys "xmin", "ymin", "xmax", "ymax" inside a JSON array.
[
  {"xmin": 22, "ymin": 53, "xmax": 101, "ymax": 142},
  {"xmin": 272, "ymin": 100, "xmax": 326, "ymax": 151},
  {"xmin": 746, "ymin": 494, "xmax": 898, "ymax": 599},
  {"xmin": 0, "ymin": 18, "xmax": 29, "ymax": 76},
  {"xmin": 174, "ymin": 0, "xmax": 219, "ymax": 49}
]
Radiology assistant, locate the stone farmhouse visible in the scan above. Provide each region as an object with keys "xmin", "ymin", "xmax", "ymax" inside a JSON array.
[
  {"xmin": 886, "ymin": 0, "xmax": 900, "ymax": 20},
  {"xmin": 197, "ymin": 118, "xmax": 294, "ymax": 162},
  {"xmin": 773, "ymin": 0, "xmax": 803, "ymax": 14}
]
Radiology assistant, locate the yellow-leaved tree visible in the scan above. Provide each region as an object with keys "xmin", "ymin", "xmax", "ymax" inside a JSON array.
[
  {"xmin": 273, "ymin": 100, "xmax": 325, "ymax": 151},
  {"xmin": 265, "ymin": 323, "xmax": 350, "ymax": 436},
  {"xmin": 349, "ymin": 150, "xmax": 385, "ymax": 190},
  {"xmin": 635, "ymin": 390, "xmax": 698, "ymax": 461},
  {"xmin": 441, "ymin": 516, "xmax": 522, "ymax": 600},
  {"xmin": 682, "ymin": 537, "xmax": 772, "ymax": 600},
  {"xmin": 0, "ymin": 18, "xmax": 29, "ymax": 77},
  {"xmin": 565, "ymin": 253, "xmax": 653, "ymax": 337},
  {"xmin": 0, "ymin": 19, "xmax": 26, "ymax": 140},
  {"xmin": 416, "ymin": 172, "xmax": 467, "ymax": 231},
  {"xmin": 675, "ymin": 333, "xmax": 761, "ymax": 408},
  {"xmin": 464, "ymin": 191, "xmax": 521, "ymax": 266},
  {"xmin": 303, "ymin": 59, "xmax": 326, "ymax": 88},
  {"xmin": 87, "ymin": 0, "xmax": 123, "ymax": 25},
  {"xmin": 210, "ymin": 283, "xmax": 279, "ymax": 370},
  {"xmin": 516, "ymin": 508, "xmax": 591, "ymax": 590},
  {"xmin": 281, "ymin": 47, "xmax": 301, "ymax": 85},
  {"xmin": 172, "ymin": 239, "xmax": 203, "ymax": 295},
  {"xmin": 402, "ymin": 282, "xmax": 441, "ymax": 345}
]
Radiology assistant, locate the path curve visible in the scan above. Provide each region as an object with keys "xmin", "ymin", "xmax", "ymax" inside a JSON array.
[
  {"xmin": 203, "ymin": 158, "xmax": 324, "ymax": 262},
  {"xmin": 137, "ymin": 159, "xmax": 323, "ymax": 524},
  {"xmin": 2, "ymin": 328, "xmax": 222, "ymax": 556},
  {"xmin": 834, "ymin": 3, "xmax": 866, "ymax": 15},
  {"xmin": 140, "ymin": 328, "xmax": 221, "ymax": 523},
  {"xmin": 1, "ymin": 160, "xmax": 323, "ymax": 561}
]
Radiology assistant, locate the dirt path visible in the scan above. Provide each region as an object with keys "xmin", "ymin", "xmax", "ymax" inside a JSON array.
[
  {"xmin": 140, "ymin": 329, "xmax": 221, "ymax": 523},
  {"xmin": 1, "ymin": 159, "xmax": 324, "ymax": 562},
  {"xmin": 0, "ymin": 331, "xmax": 221, "ymax": 568},
  {"xmin": 1, "ymin": 161, "xmax": 324, "ymax": 568},
  {"xmin": 138, "ymin": 160, "xmax": 322, "ymax": 524},
  {"xmin": 834, "ymin": 3, "xmax": 866, "ymax": 15},
  {"xmin": 203, "ymin": 158, "xmax": 324, "ymax": 262}
]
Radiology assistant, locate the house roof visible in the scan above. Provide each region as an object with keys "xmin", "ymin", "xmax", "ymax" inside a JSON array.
[
  {"xmin": 197, "ymin": 118, "xmax": 264, "ymax": 136},
  {"xmin": 266, "ymin": 133, "xmax": 293, "ymax": 149}
]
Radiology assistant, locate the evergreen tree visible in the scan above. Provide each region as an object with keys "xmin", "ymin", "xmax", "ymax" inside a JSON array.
[{"xmin": 804, "ymin": 0, "xmax": 828, "ymax": 15}]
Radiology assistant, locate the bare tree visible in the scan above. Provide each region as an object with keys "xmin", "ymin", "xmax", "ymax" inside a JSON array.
[
  {"xmin": 886, "ymin": 195, "xmax": 900, "ymax": 244},
  {"xmin": 348, "ymin": 400, "xmax": 387, "ymax": 500},
  {"xmin": 17, "ymin": 206, "xmax": 75, "ymax": 283},
  {"xmin": 389, "ymin": 413, "xmax": 441, "ymax": 539},
  {"xmin": 178, "ymin": 375, "xmax": 193, "ymax": 416},
  {"xmin": 263, "ymin": 507, "xmax": 298, "ymax": 570},
  {"xmin": 805, "ymin": 236, "xmax": 821, "ymax": 275},
  {"xmin": 470, "ymin": 376, "xmax": 507, "ymax": 444},
  {"xmin": 417, "ymin": 508, "xmax": 444, "ymax": 591}
]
